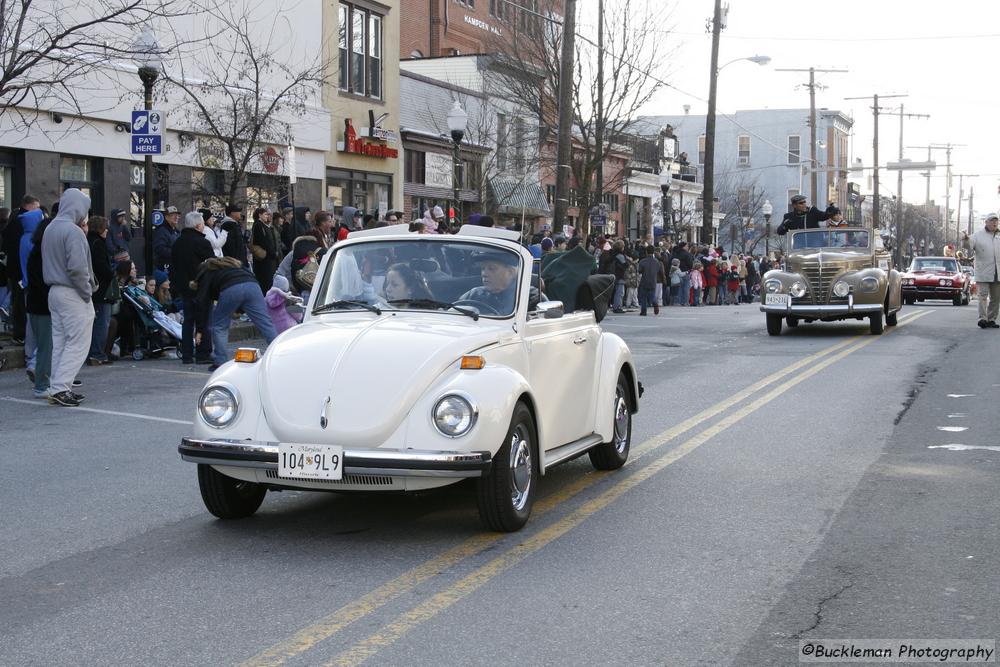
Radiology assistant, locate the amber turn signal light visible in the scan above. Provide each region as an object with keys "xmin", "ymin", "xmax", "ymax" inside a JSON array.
[
  {"xmin": 460, "ymin": 355, "xmax": 485, "ymax": 370},
  {"xmin": 234, "ymin": 348, "xmax": 260, "ymax": 363}
]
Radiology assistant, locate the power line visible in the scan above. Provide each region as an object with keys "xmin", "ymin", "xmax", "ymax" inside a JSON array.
[{"xmin": 670, "ymin": 31, "xmax": 1000, "ymax": 42}]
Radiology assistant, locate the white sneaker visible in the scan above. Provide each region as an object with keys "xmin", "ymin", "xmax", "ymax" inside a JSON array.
[{"xmin": 32, "ymin": 388, "xmax": 50, "ymax": 399}]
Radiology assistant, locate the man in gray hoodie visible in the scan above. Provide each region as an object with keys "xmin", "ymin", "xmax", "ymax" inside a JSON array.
[{"xmin": 42, "ymin": 188, "xmax": 96, "ymax": 407}]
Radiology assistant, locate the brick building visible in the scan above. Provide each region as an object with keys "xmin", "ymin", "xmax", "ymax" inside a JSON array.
[{"xmin": 400, "ymin": 0, "xmax": 546, "ymax": 59}]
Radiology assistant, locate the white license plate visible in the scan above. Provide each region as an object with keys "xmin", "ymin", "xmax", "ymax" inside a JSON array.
[
  {"xmin": 764, "ymin": 293, "xmax": 790, "ymax": 307},
  {"xmin": 278, "ymin": 443, "xmax": 344, "ymax": 480}
]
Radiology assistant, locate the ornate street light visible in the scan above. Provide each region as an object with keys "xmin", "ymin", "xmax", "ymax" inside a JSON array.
[
  {"xmin": 446, "ymin": 101, "xmax": 468, "ymax": 230},
  {"xmin": 659, "ymin": 168, "xmax": 672, "ymax": 244},
  {"xmin": 761, "ymin": 199, "xmax": 773, "ymax": 258},
  {"xmin": 133, "ymin": 26, "xmax": 162, "ymax": 276}
]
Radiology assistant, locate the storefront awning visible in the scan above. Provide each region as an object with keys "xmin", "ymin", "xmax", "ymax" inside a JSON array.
[{"xmin": 489, "ymin": 178, "xmax": 551, "ymax": 217}]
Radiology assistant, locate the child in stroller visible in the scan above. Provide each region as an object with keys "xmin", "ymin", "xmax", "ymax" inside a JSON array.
[{"xmin": 120, "ymin": 284, "xmax": 182, "ymax": 360}]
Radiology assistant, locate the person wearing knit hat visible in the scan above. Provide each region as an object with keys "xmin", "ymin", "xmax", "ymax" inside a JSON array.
[{"xmin": 541, "ymin": 237, "xmax": 554, "ymax": 253}]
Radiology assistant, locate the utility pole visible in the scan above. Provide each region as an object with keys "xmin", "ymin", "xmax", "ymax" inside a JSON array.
[
  {"xmin": 553, "ymin": 0, "xmax": 576, "ymax": 234},
  {"xmin": 591, "ymin": 0, "xmax": 604, "ymax": 238},
  {"xmin": 968, "ymin": 185, "xmax": 974, "ymax": 236},
  {"xmin": 701, "ymin": 0, "xmax": 723, "ymax": 246},
  {"xmin": 845, "ymin": 92, "xmax": 905, "ymax": 231},
  {"xmin": 776, "ymin": 67, "xmax": 848, "ymax": 204},
  {"xmin": 892, "ymin": 104, "xmax": 930, "ymax": 267},
  {"xmin": 953, "ymin": 173, "xmax": 979, "ymax": 244}
]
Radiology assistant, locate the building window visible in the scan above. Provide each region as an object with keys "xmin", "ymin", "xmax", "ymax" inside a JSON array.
[
  {"xmin": 405, "ymin": 150, "xmax": 425, "ymax": 184},
  {"xmin": 787, "ymin": 135, "xmax": 800, "ymax": 165},
  {"xmin": 339, "ymin": 2, "xmax": 383, "ymax": 99},
  {"xmin": 60, "ymin": 155, "xmax": 100, "ymax": 209},
  {"xmin": 489, "ymin": 0, "xmax": 507, "ymax": 20},
  {"xmin": 456, "ymin": 0, "xmax": 474, "ymax": 7},
  {"xmin": 0, "ymin": 165, "xmax": 11, "ymax": 210},
  {"xmin": 697, "ymin": 135, "xmax": 705, "ymax": 165},
  {"xmin": 602, "ymin": 193, "xmax": 619, "ymax": 212},
  {"xmin": 738, "ymin": 135, "xmax": 751, "ymax": 166},
  {"xmin": 545, "ymin": 184, "xmax": 556, "ymax": 205}
]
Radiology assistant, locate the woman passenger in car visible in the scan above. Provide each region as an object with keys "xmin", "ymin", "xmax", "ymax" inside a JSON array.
[{"xmin": 384, "ymin": 263, "xmax": 433, "ymax": 303}]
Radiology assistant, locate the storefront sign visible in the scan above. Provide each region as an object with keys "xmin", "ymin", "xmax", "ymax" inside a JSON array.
[
  {"xmin": 338, "ymin": 118, "xmax": 399, "ymax": 159},
  {"xmin": 363, "ymin": 110, "xmax": 398, "ymax": 144},
  {"xmin": 262, "ymin": 146, "xmax": 282, "ymax": 174},
  {"xmin": 425, "ymin": 153, "xmax": 453, "ymax": 189},
  {"xmin": 198, "ymin": 137, "xmax": 226, "ymax": 169},
  {"xmin": 464, "ymin": 14, "xmax": 502, "ymax": 35}
]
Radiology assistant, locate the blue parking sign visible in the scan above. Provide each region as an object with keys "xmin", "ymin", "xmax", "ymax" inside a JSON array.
[
  {"xmin": 131, "ymin": 135, "xmax": 161, "ymax": 154},
  {"xmin": 130, "ymin": 110, "xmax": 164, "ymax": 155}
]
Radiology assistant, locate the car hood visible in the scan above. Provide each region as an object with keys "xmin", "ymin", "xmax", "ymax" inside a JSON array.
[
  {"xmin": 259, "ymin": 315, "xmax": 502, "ymax": 447},
  {"xmin": 787, "ymin": 249, "xmax": 872, "ymax": 273},
  {"xmin": 908, "ymin": 270, "xmax": 958, "ymax": 278}
]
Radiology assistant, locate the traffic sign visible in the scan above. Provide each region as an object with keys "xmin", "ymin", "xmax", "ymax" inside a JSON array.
[
  {"xmin": 152, "ymin": 210, "xmax": 165, "ymax": 227},
  {"xmin": 131, "ymin": 109, "xmax": 164, "ymax": 156}
]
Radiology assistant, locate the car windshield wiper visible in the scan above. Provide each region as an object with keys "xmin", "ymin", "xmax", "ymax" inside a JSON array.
[
  {"xmin": 387, "ymin": 299, "xmax": 479, "ymax": 321},
  {"xmin": 312, "ymin": 300, "xmax": 382, "ymax": 315}
]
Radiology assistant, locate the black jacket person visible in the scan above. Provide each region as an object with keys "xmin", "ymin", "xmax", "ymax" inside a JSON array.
[{"xmin": 776, "ymin": 195, "xmax": 836, "ymax": 235}]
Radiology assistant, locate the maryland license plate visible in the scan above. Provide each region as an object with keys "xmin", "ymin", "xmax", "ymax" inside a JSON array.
[
  {"xmin": 764, "ymin": 293, "xmax": 790, "ymax": 307},
  {"xmin": 278, "ymin": 443, "xmax": 344, "ymax": 480}
]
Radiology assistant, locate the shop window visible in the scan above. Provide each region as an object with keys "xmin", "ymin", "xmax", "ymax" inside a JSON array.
[
  {"xmin": 738, "ymin": 135, "xmax": 751, "ymax": 166},
  {"xmin": 405, "ymin": 150, "xmax": 425, "ymax": 184},
  {"xmin": 60, "ymin": 155, "xmax": 100, "ymax": 211},
  {"xmin": 192, "ymin": 168, "xmax": 227, "ymax": 212},
  {"xmin": 339, "ymin": 2, "xmax": 384, "ymax": 99}
]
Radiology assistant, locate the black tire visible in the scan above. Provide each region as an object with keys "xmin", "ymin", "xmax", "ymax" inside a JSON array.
[
  {"xmin": 132, "ymin": 348, "xmax": 145, "ymax": 361},
  {"xmin": 886, "ymin": 309, "xmax": 898, "ymax": 326},
  {"xmin": 786, "ymin": 317, "xmax": 799, "ymax": 328},
  {"xmin": 477, "ymin": 403, "xmax": 537, "ymax": 532},
  {"xmin": 903, "ymin": 296, "xmax": 915, "ymax": 305},
  {"xmin": 197, "ymin": 464, "xmax": 266, "ymax": 519},
  {"xmin": 953, "ymin": 294, "xmax": 962, "ymax": 306},
  {"xmin": 766, "ymin": 314, "xmax": 782, "ymax": 336},
  {"xmin": 589, "ymin": 372, "xmax": 632, "ymax": 471},
  {"xmin": 869, "ymin": 310, "xmax": 884, "ymax": 335}
]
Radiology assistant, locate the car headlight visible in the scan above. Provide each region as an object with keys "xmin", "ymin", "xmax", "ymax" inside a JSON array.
[
  {"xmin": 765, "ymin": 280, "xmax": 782, "ymax": 293},
  {"xmin": 939, "ymin": 279, "xmax": 952, "ymax": 286},
  {"xmin": 789, "ymin": 282, "xmax": 806, "ymax": 298},
  {"xmin": 859, "ymin": 277, "xmax": 879, "ymax": 292},
  {"xmin": 833, "ymin": 281, "xmax": 850, "ymax": 298},
  {"xmin": 433, "ymin": 394, "xmax": 477, "ymax": 437},
  {"xmin": 903, "ymin": 278, "xmax": 913, "ymax": 285},
  {"xmin": 200, "ymin": 385, "xmax": 238, "ymax": 428}
]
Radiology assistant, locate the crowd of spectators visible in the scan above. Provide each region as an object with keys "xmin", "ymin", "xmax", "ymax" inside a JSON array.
[{"xmin": 0, "ymin": 193, "xmax": 784, "ymax": 406}]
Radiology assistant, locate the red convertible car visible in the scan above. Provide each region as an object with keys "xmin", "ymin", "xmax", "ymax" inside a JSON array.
[{"xmin": 901, "ymin": 256, "xmax": 970, "ymax": 306}]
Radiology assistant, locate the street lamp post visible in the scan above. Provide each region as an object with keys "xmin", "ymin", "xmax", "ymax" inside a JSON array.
[
  {"xmin": 659, "ymin": 169, "xmax": 672, "ymax": 245},
  {"xmin": 446, "ymin": 101, "xmax": 468, "ymax": 232},
  {"xmin": 133, "ymin": 26, "xmax": 161, "ymax": 277},
  {"xmin": 761, "ymin": 199, "xmax": 773, "ymax": 257},
  {"xmin": 701, "ymin": 38, "xmax": 771, "ymax": 245}
]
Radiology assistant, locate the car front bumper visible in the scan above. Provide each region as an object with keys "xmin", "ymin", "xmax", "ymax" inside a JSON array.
[
  {"xmin": 179, "ymin": 437, "xmax": 492, "ymax": 478},
  {"xmin": 759, "ymin": 302, "xmax": 883, "ymax": 318},
  {"xmin": 902, "ymin": 285, "xmax": 962, "ymax": 298}
]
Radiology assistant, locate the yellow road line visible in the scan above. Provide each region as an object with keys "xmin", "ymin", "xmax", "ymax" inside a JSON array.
[
  {"xmin": 240, "ymin": 311, "xmax": 926, "ymax": 667},
  {"xmin": 324, "ymin": 311, "xmax": 930, "ymax": 667}
]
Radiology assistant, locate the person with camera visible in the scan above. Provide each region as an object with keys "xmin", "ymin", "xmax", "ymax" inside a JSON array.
[{"xmin": 776, "ymin": 194, "xmax": 836, "ymax": 234}]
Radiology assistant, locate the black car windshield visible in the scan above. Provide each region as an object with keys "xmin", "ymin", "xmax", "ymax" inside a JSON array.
[
  {"xmin": 313, "ymin": 239, "xmax": 523, "ymax": 318},
  {"xmin": 791, "ymin": 230, "xmax": 870, "ymax": 250},
  {"xmin": 911, "ymin": 258, "xmax": 958, "ymax": 272}
]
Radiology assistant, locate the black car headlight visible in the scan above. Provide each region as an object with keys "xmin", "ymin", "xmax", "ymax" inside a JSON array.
[
  {"xmin": 859, "ymin": 277, "xmax": 879, "ymax": 292},
  {"xmin": 200, "ymin": 385, "xmax": 239, "ymax": 428}
]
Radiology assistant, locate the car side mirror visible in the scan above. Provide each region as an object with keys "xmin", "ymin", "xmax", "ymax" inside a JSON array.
[{"xmin": 536, "ymin": 301, "xmax": 564, "ymax": 319}]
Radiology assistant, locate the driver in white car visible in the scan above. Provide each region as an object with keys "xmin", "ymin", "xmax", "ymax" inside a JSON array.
[{"xmin": 458, "ymin": 253, "xmax": 520, "ymax": 314}]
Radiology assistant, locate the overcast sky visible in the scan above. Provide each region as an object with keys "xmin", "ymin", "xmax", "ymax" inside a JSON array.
[{"xmin": 585, "ymin": 0, "xmax": 1000, "ymax": 221}]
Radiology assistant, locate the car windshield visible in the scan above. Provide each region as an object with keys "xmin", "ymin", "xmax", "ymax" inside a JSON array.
[
  {"xmin": 313, "ymin": 239, "xmax": 523, "ymax": 318},
  {"xmin": 911, "ymin": 258, "xmax": 958, "ymax": 272},
  {"xmin": 791, "ymin": 230, "xmax": 870, "ymax": 250}
]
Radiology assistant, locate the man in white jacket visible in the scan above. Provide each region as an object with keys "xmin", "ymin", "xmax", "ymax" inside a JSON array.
[{"xmin": 962, "ymin": 212, "xmax": 1000, "ymax": 328}]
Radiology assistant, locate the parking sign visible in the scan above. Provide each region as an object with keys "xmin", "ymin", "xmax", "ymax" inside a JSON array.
[{"xmin": 131, "ymin": 110, "xmax": 164, "ymax": 155}]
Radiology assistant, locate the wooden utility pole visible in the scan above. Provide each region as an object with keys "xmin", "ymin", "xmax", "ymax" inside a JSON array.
[
  {"xmin": 845, "ymin": 93, "xmax": 905, "ymax": 230},
  {"xmin": 892, "ymin": 104, "xmax": 929, "ymax": 266},
  {"xmin": 967, "ymin": 185, "xmax": 975, "ymax": 236},
  {"xmin": 776, "ymin": 67, "xmax": 847, "ymax": 203},
  {"xmin": 553, "ymin": 0, "xmax": 577, "ymax": 234},
  {"xmin": 701, "ymin": 0, "xmax": 722, "ymax": 246},
  {"xmin": 953, "ymin": 173, "xmax": 979, "ymax": 244}
]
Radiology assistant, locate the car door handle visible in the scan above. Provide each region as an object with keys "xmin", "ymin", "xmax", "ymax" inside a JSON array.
[{"xmin": 573, "ymin": 336, "xmax": 588, "ymax": 345}]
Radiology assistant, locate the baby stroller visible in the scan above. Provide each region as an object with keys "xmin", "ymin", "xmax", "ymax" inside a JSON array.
[{"xmin": 120, "ymin": 285, "xmax": 182, "ymax": 360}]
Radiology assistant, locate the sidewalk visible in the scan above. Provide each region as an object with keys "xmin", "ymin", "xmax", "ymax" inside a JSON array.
[{"xmin": 0, "ymin": 320, "xmax": 263, "ymax": 371}]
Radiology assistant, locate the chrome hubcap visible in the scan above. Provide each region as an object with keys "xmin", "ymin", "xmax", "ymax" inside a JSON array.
[
  {"xmin": 613, "ymin": 392, "xmax": 629, "ymax": 454},
  {"xmin": 509, "ymin": 426, "xmax": 532, "ymax": 511}
]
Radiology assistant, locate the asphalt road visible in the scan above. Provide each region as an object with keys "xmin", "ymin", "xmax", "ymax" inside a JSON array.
[{"xmin": 1, "ymin": 299, "xmax": 998, "ymax": 666}]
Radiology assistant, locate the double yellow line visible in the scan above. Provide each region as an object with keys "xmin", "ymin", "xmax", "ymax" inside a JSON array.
[{"xmin": 242, "ymin": 310, "xmax": 930, "ymax": 667}]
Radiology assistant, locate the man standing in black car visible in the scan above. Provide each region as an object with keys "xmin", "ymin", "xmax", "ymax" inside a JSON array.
[
  {"xmin": 171, "ymin": 212, "xmax": 215, "ymax": 363},
  {"xmin": 220, "ymin": 203, "xmax": 248, "ymax": 266},
  {"xmin": 776, "ymin": 194, "xmax": 836, "ymax": 235}
]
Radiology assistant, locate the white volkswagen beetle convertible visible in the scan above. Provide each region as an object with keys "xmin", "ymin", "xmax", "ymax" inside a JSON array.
[{"xmin": 179, "ymin": 225, "xmax": 641, "ymax": 531}]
